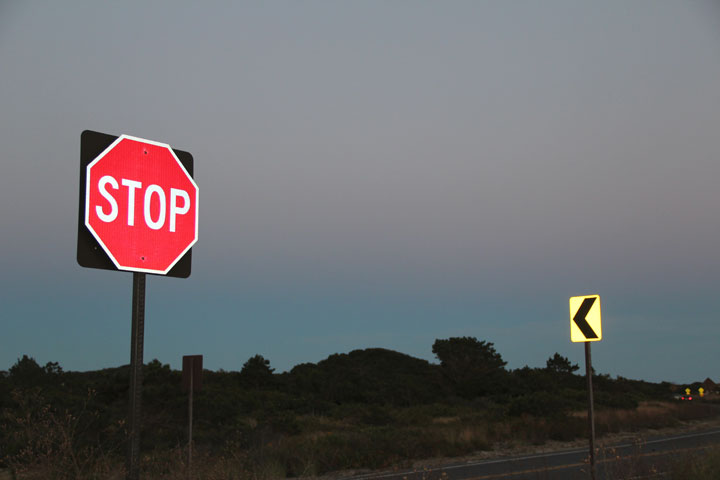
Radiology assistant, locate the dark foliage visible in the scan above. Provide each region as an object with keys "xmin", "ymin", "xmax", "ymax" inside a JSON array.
[
  {"xmin": 0, "ymin": 343, "xmax": 683, "ymax": 474},
  {"xmin": 286, "ymin": 348, "xmax": 447, "ymax": 406},
  {"xmin": 239, "ymin": 354, "xmax": 275, "ymax": 389},
  {"xmin": 432, "ymin": 337, "xmax": 508, "ymax": 398},
  {"xmin": 546, "ymin": 353, "xmax": 579, "ymax": 374}
]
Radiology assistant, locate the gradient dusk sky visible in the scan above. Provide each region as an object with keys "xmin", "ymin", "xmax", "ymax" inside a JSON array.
[{"xmin": 1, "ymin": 1, "xmax": 719, "ymax": 384}]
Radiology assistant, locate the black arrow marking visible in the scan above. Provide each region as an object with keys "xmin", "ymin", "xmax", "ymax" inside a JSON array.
[{"xmin": 573, "ymin": 297, "xmax": 598, "ymax": 339}]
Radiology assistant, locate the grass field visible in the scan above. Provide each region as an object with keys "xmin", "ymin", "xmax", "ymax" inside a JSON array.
[{"xmin": 4, "ymin": 399, "xmax": 719, "ymax": 479}]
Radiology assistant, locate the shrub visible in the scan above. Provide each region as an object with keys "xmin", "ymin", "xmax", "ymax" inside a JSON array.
[{"xmin": 508, "ymin": 391, "xmax": 574, "ymax": 418}]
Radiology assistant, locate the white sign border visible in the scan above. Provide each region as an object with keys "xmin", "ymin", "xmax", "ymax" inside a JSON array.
[{"xmin": 85, "ymin": 134, "xmax": 198, "ymax": 275}]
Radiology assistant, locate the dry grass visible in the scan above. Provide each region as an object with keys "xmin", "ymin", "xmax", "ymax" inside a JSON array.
[
  {"xmin": 438, "ymin": 424, "xmax": 489, "ymax": 450},
  {"xmin": 431, "ymin": 416, "xmax": 460, "ymax": 425},
  {"xmin": 568, "ymin": 400, "xmax": 720, "ymax": 437},
  {"xmin": 4, "ymin": 398, "xmax": 720, "ymax": 479},
  {"xmin": 668, "ymin": 446, "xmax": 720, "ymax": 479}
]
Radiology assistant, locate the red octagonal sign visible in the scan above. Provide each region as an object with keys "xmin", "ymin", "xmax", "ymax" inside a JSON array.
[{"xmin": 85, "ymin": 135, "xmax": 198, "ymax": 275}]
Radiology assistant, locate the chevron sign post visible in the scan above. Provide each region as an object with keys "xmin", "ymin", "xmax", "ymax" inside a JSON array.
[{"xmin": 569, "ymin": 294, "xmax": 602, "ymax": 480}]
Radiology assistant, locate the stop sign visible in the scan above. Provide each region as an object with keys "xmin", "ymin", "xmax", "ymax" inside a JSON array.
[{"xmin": 85, "ymin": 135, "xmax": 198, "ymax": 275}]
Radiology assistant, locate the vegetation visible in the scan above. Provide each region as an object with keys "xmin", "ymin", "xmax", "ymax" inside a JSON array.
[
  {"xmin": 0, "ymin": 339, "xmax": 713, "ymax": 478},
  {"xmin": 669, "ymin": 446, "xmax": 720, "ymax": 479}
]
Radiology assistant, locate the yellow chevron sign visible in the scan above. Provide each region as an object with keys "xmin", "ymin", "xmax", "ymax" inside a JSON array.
[{"xmin": 570, "ymin": 295, "xmax": 602, "ymax": 342}]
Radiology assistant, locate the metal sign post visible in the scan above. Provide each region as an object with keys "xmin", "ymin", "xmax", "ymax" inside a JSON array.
[
  {"xmin": 78, "ymin": 130, "xmax": 198, "ymax": 480},
  {"xmin": 585, "ymin": 341, "xmax": 596, "ymax": 480},
  {"xmin": 569, "ymin": 294, "xmax": 602, "ymax": 480},
  {"xmin": 127, "ymin": 272, "xmax": 146, "ymax": 480}
]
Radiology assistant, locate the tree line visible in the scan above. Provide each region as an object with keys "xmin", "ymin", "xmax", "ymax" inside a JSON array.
[{"xmin": 0, "ymin": 337, "xmax": 675, "ymax": 471}]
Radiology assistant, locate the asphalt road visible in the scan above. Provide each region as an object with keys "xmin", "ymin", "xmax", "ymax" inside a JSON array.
[{"xmin": 345, "ymin": 428, "xmax": 720, "ymax": 480}]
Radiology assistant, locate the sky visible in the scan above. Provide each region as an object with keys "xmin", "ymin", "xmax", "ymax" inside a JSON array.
[{"xmin": 1, "ymin": 1, "xmax": 719, "ymax": 384}]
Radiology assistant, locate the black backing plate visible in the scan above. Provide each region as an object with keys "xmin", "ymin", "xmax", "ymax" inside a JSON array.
[{"xmin": 77, "ymin": 130, "xmax": 194, "ymax": 278}]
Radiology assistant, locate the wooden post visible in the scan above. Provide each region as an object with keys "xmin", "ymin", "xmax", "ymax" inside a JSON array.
[
  {"xmin": 182, "ymin": 354, "xmax": 202, "ymax": 479},
  {"xmin": 188, "ymin": 361, "xmax": 194, "ymax": 480}
]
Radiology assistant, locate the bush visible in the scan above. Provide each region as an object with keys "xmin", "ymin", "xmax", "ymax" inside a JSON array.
[
  {"xmin": 0, "ymin": 389, "xmax": 124, "ymax": 479},
  {"xmin": 508, "ymin": 391, "xmax": 574, "ymax": 418},
  {"xmin": 594, "ymin": 390, "xmax": 640, "ymax": 410}
]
